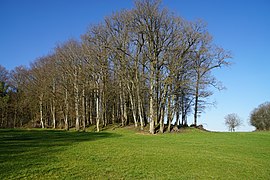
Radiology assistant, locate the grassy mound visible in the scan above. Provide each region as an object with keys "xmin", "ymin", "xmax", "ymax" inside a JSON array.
[{"xmin": 0, "ymin": 127, "xmax": 269, "ymax": 179}]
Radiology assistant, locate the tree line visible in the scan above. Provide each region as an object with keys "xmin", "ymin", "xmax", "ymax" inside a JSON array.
[{"xmin": 0, "ymin": 0, "xmax": 231, "ymax": 133}]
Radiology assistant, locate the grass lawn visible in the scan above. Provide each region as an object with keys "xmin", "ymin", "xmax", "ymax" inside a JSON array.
[{"xmin": 0, "ymin": 127, "xmax": 269, "ymax": 179}]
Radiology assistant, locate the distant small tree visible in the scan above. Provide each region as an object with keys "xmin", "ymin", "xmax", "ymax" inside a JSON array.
[
  {"xmin": 250, "ymin": 102, "xmax": 270, "ymax": 131},
  {"xmin": 224, "ymin": 113, "xmax": 241, "ymax": 132}
]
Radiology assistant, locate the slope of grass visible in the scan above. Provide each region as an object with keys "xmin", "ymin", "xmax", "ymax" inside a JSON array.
[{"xmin": 0, "ymin": 127, "xmax": 269, "ymax": 179}]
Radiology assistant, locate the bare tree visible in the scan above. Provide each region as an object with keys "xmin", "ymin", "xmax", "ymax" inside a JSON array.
[
  {"xmin": 189, "ymin": 22, "xmax": 231, "ymax": 126},
  {"xmin": 250, "ymin": 102, "xmax": 270, "ymax": 131},
  {"xmin": 55, "ymin": 40, "xmax": 84, "ymax": 131},
  {"xmin": 225, "ymin": 113, "xmax": 242, "ymax": 132}
]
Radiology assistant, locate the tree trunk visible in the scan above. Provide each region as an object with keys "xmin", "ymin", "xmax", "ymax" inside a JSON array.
[
  {"xmin": 51, "ymin": 79, "xmax": 56, "ymax": 129},
  {"xmin": 102, "ymin": 87, "xmax": 107, "ymax": 127},
  {"xmin": 39, "ymin": 94, "xmax": 44, "ymax": 129},
  {"xmin": 96, "ymin": 89, "xmax": 100, "ymax": 132},
  {"xmin": 112, "ymin": 103, "xmax": 115, "ymax": 124},
  {"xmin": 120, "ymin": 82, "xmax": 125, "ymax": 126},
  {"xmin": 174, "ymin": 96, "xmax": 179, "ymax": 126},
  {"xmin": 167, "ymin": 88, "xmax": 175, "ymax": 132},
  {"xmin": 167, "ymin": 95, "xmax": 172, "ymax": 132},
  {"xmin": 89, "ymin": 97, "xmax": 93, "ymax": 125},
  {"xmin": 181, "ymin": 91, "xmax": 188, "ymax": 126},
  {"xmin": 64, "ymin": 88, "xmax": 69, "ymax": 131},
  {"xmin": 159, "ymin": 105, "xmax": 165, "ymax": 133},
  {"xmin": 123, "ymin": 98, "xmax": 127, "ymax": 125},
  {"xmin": 149, "ymin": 63, "xmax": 155, "ymax": 134},
  {"xmin": 194, "ymin": 79, "xmax": 199, "ymax": 126},
  {"xmin": 159, "ymin": 85, "xmax": 168, "ymax": 133},
  {"xmin": 128, "ymin": 83, "xmax": 138, "ymax": 127},
  {"xmin": 175, "ymin": 111, "xmax": 179, "ymax": 126},
  {"xmin": 50, "ymin": 99, "xmax": 56, "ymax": 129},
  {"xmin": 85, "ymin": 96, "xmax": 89, "ymax": 126},
  {"xmin": 74, "ymin": 72, "xmax": 80, "ymax": 131},
  {"xmin": 136, "ymin": 83, "xmax": 144, "ymax": 130},
  {"xmin": 82, "ymin": 87, "xmax": 86, "ymax": 131}
]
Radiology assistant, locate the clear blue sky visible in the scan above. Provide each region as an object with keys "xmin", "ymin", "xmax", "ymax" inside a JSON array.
[{"xmin": 1, "ymin": 0, "xmax": 269, "ymax": 131}]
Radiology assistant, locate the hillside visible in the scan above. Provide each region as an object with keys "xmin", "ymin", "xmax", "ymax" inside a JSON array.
[{"xmin": 0, "ymin": 127, "xmax": 269, "ymax": 179}]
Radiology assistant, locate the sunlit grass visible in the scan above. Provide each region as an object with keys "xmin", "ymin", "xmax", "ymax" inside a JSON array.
[{"xmin": 0, "ymin": 127, "xmax": 269, "ymax": 179}]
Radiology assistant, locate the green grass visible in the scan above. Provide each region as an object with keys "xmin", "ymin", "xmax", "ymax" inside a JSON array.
[{"xmin": 0, "ymin": 127, "xmax": 269, "ymax": 179}]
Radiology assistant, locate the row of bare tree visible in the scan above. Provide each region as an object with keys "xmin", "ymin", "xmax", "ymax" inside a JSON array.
[{"xmin": 0, "ymin": 0, "xmax": 230, "ymax": 133}]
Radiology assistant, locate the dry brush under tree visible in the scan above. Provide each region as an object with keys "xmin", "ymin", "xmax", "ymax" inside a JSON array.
[{"xmin": 0, "ymin": 0, "xmax": 231, "ymax": 133}]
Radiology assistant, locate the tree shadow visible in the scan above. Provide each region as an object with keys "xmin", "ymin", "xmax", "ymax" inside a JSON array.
[{"xmin": 0, "ymin": 129, "xmax": 121, "ymax": 178}]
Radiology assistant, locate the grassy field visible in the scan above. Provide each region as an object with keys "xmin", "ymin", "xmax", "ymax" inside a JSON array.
[{"xmin": 0, "ymin": 127, "xmax": 269, "ymax": 179}]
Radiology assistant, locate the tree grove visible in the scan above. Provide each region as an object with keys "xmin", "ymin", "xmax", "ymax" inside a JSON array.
[{"xmin": 0, "ymin": 0, "xmax": 230, "ymax": 133}]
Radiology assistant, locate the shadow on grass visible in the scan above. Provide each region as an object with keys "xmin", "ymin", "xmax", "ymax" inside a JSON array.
[{"xmin": 0, "ymin": 129, "xmax": 121, "ymax": 178}]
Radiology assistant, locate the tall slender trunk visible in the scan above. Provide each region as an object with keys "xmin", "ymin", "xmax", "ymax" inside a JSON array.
[
  {"xmin": 167, "ymin": 86, "xmax": 175, "ymax": 132},
  {"xmin": 159, "ymin": 85, "xmax": 168, "ymax": 133},
  {"xmin": 50, "ymin": 99, "xmax": 56, "ymax": 129},
  {"xmin": 138, "ymin": 94, "xmax": 144, "ymax": 130},
  {"xmin": 96, "ymin": 89, "xmax": 100, "ymax": 132},
  {"xmin": 135, "ymin": 55, "xmax": 143, "ymax": 130},
  {"xmin": 194, "ymin": 77, "xmax": 200, "ymax": 126},
  {"xmin": 175, "ymin": 111, "xmax": 180, "ymax": 126},
  {"xmin": 82, "ymin": 86, "xmax": 86, "ymax": 131},
  {"xmin": 102, "ymin": 87, "xmax": 106, "ymax": 127},
  {"xmin": 39, "ymin": 94, "xmax": 44, "ymax": 129},
  {"xmin": 89, "ymin": 96, "xmax": 93, "ymax": 125},
  {"xmin": 74, "ymin": 71, "xmax": 80, "ymax": 131},
  {"xmin": 136, "ymin": 81, "xmax": 144, "ymax": 130},
  {"xmin": 123, "ymin": 98, "xmax": 127, "ymax": 125},
  {"xmin": 159, "ymin": 105, "xmax": 165, "ymax": 133},
  {"xmin": 142, "ymin": 62, "xmax": 148, "ymax": 127},
  {"xmin": 128, "ymin": 83, "xmax": 138, "ymax": 127},
  {"xmin": 130, "ymin": 94, "xmax": 137, "ymax": 127},
  {"xmin": 44, "ymin": 104, "xmax": 49, "ymax": 127},
  {"xmin": 64, "ymin": 88, "xmax": 69, "ymax": 130},
  {"xmin": 85, "ymin": 96, "xmax": 89, "ymax": 126},
  {"xmin": 149, "ymin": 63, "xmax": 155, "ymax": 134},
  {"xmin": 120, "ymin": 82, "xmax": 125, "ymax": 126},
  {"xmin": 167, "ymin": 95, "xmax": 172, "ymax": 132},
  {"xmin": 181, "ymin": 91, "xmax": 185, "ymax": 125},
  {"xmin": 156, "ymin": 67, "xmax": 160, "ymax": 126},
  {"xmin": 112, "ymin": 104, "xmax": 115, "ymax": 124},
  {"xmin": 174, "ymin": 96, "xmax": 179, "ymax": 126},
  {"xmin": 52, "ymin": 79, "xmax": 56, "ymax": 129}
]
